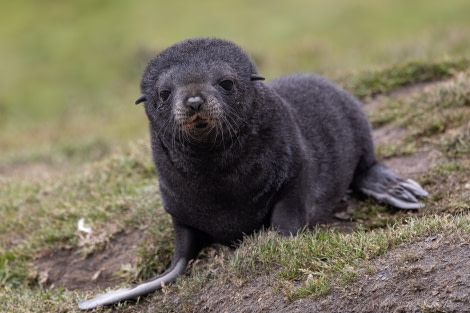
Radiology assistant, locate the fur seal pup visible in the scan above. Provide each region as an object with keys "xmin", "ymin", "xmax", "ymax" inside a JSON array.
[{"xmin": 78, "ymin": 38, "xmax": 428, "ymax": 310}]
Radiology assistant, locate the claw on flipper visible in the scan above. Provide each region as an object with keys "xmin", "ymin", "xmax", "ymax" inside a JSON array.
[{"xmin": 358, "ymin": 165, "xmax": 428, "ymax": 210}]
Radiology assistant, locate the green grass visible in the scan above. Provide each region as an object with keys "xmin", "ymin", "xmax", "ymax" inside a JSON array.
[
  {"xmin": 340, "ymin": 58, "xmax": 470, "ymax": 100},
  {"xmin": 230, "ymin": 214, "xmax": 470, "ymax": 300}
]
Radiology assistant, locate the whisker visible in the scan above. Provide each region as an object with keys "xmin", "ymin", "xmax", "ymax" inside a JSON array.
[
  {"xmin": 156, "ymin": 117, "xmax": 171, "ymax": 138},
  {"xmin": 223, "ymin": 112, "xmax": 242, "ymax": 147},
  {"xmin": 220, "ymin": 115, "xmax": 236, "ymax": 148},
  {"xmin": 224, "ymin": 105, "xmax": 249, "ymax": 125}
]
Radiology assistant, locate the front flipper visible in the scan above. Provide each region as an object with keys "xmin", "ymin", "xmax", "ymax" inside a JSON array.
[
  {"xmin": 357, "ymin": 163, "xmax": 428, "ymax": 209},
  {"xmin": 78, "ymin": 220, "xmax": 207, "ymax": 310}
]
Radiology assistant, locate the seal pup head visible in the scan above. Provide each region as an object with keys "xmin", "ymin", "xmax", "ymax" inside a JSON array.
[{"xmin": 136, "ymin": 38, "xmax": 264, "ymax": 148}]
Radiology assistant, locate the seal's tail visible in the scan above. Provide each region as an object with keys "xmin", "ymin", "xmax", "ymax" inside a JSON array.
[{"xmin": 353, "ymin": 162, "xmax": 428, "ymax": 209}]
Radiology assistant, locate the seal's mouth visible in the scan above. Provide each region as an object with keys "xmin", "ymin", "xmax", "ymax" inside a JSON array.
[
  {"xmin": 186, "ymin": 114, "xmax": 210, "ymax": 130},
  {"xmin": 193, "ymin": 117, "xmax": 208, "ymax": 129}
]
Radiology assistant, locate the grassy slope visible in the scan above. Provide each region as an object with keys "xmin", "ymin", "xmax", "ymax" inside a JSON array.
[{"xmin": 1, "ymin": 1, "xmax": 470, "ymax": 312}]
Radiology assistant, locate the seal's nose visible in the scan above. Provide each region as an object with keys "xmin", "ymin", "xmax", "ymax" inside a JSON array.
[{"xmin": 186, "ymin": 96, "xmax": 204, "ymax": 111}]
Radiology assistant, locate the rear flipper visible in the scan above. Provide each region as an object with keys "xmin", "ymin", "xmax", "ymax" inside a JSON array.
[{"xmin": 356, "ymin": 163, "xmax": 428, "ymax": 209}]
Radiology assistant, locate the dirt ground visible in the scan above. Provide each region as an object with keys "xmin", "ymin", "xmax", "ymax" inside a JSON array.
[
  {"xmin": 183, "ymin": 232, "xmax": 470, "ymax": 313},
  {"xmin": 35, "ymin": 230, "xmax": 143, "ymax": 291},
  {"xmin": 32, "ymin": 80, "xmax": 470, "ymax": 312}
]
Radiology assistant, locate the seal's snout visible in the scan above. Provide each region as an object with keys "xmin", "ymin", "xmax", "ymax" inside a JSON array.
[{"xmin": 186, "ymin": 96, "xmax": 204, "ymax": 112}]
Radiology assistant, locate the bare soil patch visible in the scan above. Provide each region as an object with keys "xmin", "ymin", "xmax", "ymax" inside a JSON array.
[
  {"xmin": 372, "ymin": 125, "xmax": 407, "ymax": 147},
  {"xmin": 381, "ymin": 150, "xmax": 436, "ymax": 178},
  {"xmin": 34, "ymin": 230, "xmax": 143, "ymax": 291},
  {"xmin": 362, "ymin": 80, "xmax": 444, "ymax": 114}
]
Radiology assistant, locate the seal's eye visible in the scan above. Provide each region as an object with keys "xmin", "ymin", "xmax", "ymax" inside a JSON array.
[
  {"xmin": 219, "ymin": 80, "xmax": 234, "ymax": 92},
  {"xmin": 159, "ymin": 90, "xmax": 171, "ymax": 101}
]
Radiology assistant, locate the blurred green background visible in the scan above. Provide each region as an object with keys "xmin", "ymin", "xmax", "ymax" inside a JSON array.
[{"xmin": 1, "ymin": 0, "xmax": 470, "ymax": 167}]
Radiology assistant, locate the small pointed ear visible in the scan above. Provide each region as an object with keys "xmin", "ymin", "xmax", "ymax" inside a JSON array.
[
  {"xmin": 250, "ymin": 74, "xmax": 265, "ymax": 81},
  {"xmin": 135, "ymin": 95, "xmax": 147, "ymax": 105}
]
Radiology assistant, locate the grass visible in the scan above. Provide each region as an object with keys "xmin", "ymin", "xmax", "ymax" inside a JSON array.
[
  {"xmin": 2, "ymin": 0, "xmax": 470, "ymax": 312},
  {"xmin": 230, "ymin": 214, "xmax": 470, "ymax": 300},
  {"xmin": 2, "ymin": 0, "xmax": 470, "ymax": 165},
  {"xmin": 339, "ymin": 58, "xmax": 470, "ymax": 100},
  {"xmin": 365, "ymin": 69, "xmax": 470, "ymax": 158},
  {"xmin": 0, "ymin": 142, "xmax": 168, "ymax": 284}
]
